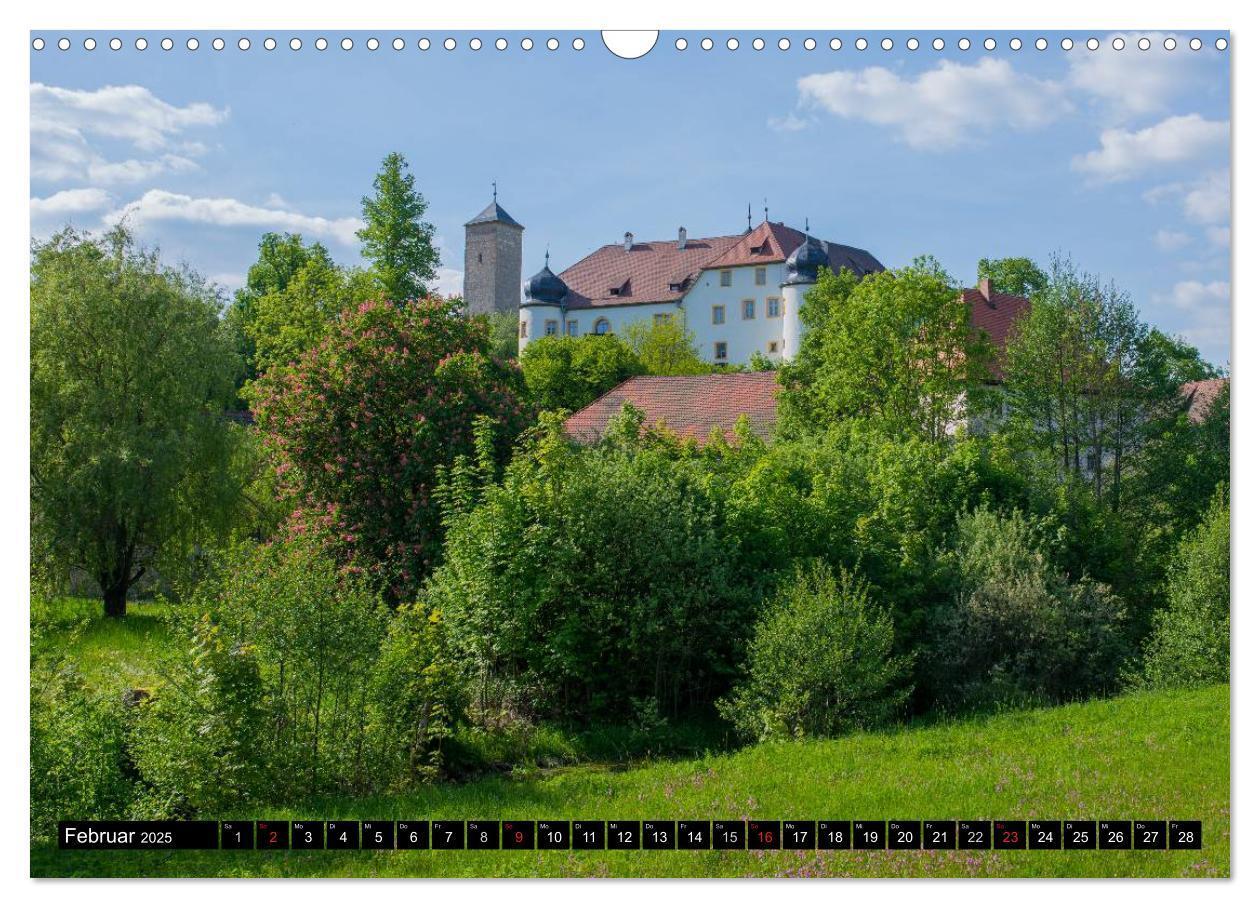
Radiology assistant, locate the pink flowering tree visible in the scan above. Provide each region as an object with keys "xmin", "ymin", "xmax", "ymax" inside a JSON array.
[{"xmin": 249, "ymin": 297, "xmax": 531, "ymax": 599}]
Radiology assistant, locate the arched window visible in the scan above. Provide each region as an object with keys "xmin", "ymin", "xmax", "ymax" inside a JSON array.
[{"xmin": 594, "ymin": 318, "xmax": 611, "ymax": 335}]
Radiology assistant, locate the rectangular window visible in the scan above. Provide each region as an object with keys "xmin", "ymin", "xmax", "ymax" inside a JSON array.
[
  {"xmin": 712, "ymin": 304, "xmax": 726, "ymax": 325},
  {"xmin": 742, "ymin": 299, "xmax": 756, "ymax": 320},
  {"xmin": 544, "ymin": 319, "xmax": 559, "ymax": 336},
  {"xmin": 654, "ymin": 313, "xmax": 670, "ymax": 326},
  {"xmin": 566, "ymin": 320, "xmax": 578, "ymax": 336},
  {"xmin": 714, "ymin": 341, "xmax": 728, "ymax": 362},
  {"xmin": 720, "ymin": 270, "xmax": 732, "ymax": 287},
  {"xmin": 519, "ymin": 320, "xmax": 528, "ymax": 339},
  {"xmin": 755, "ymin": 267, "xmax": 767, "ymax": 286},
  {"xmin": 767, "ymin": 340, "xmax": 780, "ymax": 354},
  {"xmin": 766, "ymin": 296, "xmax": 781, "ymax": 318}
]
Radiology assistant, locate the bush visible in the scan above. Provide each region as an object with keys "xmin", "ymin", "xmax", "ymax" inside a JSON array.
[
  {"xmin": 719, "ymin": 561, "xmax": 910, "ymax": 742},
  {"xmin": 926, "ymin": 507, "xmax": 1128, "ymax": 710},
  {"xmin": 30, "ymin": 630, "xmax": 134, "ymax": 837},
  {"xmin": 129, "ymin": 537, "xmax": 391, "ymax": 812},
  {"xmin": 370, "ymin": 603, "xmax": 465, "ymax": 784},
  {"xmin": 1138, "ymin": 497, "xmax": 1229, "ymax": 688},
  {"xmin": 519, "ymin": 333, "xmax": 644, "ymax": 412},
  {"xmin": 429, "ymin": 415, "xmax": 753, "ymax": 722},
  {"xmin": 249, "ymin": 297, "xmax": 531, "ymax": 599}
]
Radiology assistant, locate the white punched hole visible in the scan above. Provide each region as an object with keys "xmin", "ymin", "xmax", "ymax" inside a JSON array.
[
  {"xmin": 291, "ymin": 38, "xmax": 303, "ymax": 51},
  {"xmin": 366, "ymin": 37, "xmax": 379, "ymax": 51},
  {"xmin": 111, "ymin": 37, "xmax": 123, "ymax": 51},
  {"xmin": 752, "ymin": 37, "xmax": 765, "ymax": 51},
  {"xmin": 546, "ymin": 37, "xmax": 559, "ymax": 51},
  {"xmin": 601, "ymin": 30, "xmax": 658, "ymax": 59},
  {"xmin": 573, "ymin": 37, "xmax": 585, "ymax": 50},
  {"xmin": 419, "ymin": 37, "xmax": 432, "ymax": 51},
  {"xmin": 1138, "ymin": 37, "xmax": 1151, "ymax": 50},
  {"xmin": 444, "ymin": 38, "xmax": 456, "ymax": 51},
  {"xmin": 161, "ymin": 37, "xmax": 174, "ymax": 51},
  {"xmin": 855, "ymin": 37, "xmax": 868, "ymax": 50},
  {"xmin": 264, "ymin": 37, "xmax": 277, "ymax": 51},
  {"xmin": 881, "ymin": 37, "xmax": 893, "ymax": 50},
  {"xmin": 1036, "ymin": 37, "xmax": 1048, "ymax": 50},
  {"xmin": 136, "ymin": 37, "xmax": 148, "ymax": 50},
  {"xmin": 1087, "ymin": 37, "xmax": 1100, "ymax": 51},
  {"xmin": 393, "ymin": 37, "xmax": 405, "ymax": 51},
  {"xmin": 520, "ymin": 37, "xmax": 533, "ymax": 51},
  {"xmin": 1061, "ymin": 38, "xmax": 1074, "ymax": 51},
  {"xmin": 701, "ymin": 37, "xmax": 714, "ymax": 51},
  {"xmin": 727, "ymin": 37, "xmax": 739, "ymax": 50},
  {"xmin": 469, "ymin": 37, "xmax": 482, "ymax": 51},
  {"xmin": 1164, "ymin": 37, "xmax": 1176, "ymax": 51},
  {"xmin": 315, "ymin": 37, "xmax": 328, "ymax": 51},
  {"xmin": 496, "ymin": 38, "xmax": 508, "ymax": 51},
  {"xmin": 984, "ymin": 37, "xmax": 997, "ymax": 50},
  {"xmin": 1112, "ymin": 37, "xmax": 1125, "ymax": 50},
  {"xmin": 84, "ymin": 37, "xmax": 97, "ymax": 50},
  {"xmin": 1190, "ymin": 37, "xmax": 1203, "ymax": 51},
  {"xmin": 779, "ymin": 37, "xmax": 790, "ymax": 51},
  {"xmin": 1215, "ymin": 38, "xmax": 1228, "ymax": 50},
  {"xmin": 341, "ymin": 37, "xmax": 353, "ymax": 51},
  {"xmin": 830, "ymin": 38, "xmax": 842, "ymax": 50},
  {"xmin": 675, "ymin": 38, "xmax": 687, "ymax": 51},
  {"xmin": 32, "ymin": 37, "xmax": 45, "ymax": 50},
  {"xmin": 186, "ymin": 37, "xmax": 198, "ymax": 51},
  {"xmin": 57, "ymin": 37, "xmax": 70, "ymax": 50},
  {"xmin": 958, "ymin": 37, "xmax": 970, "ymax": 50},
  {"xmin": 803, "ymin": 37, "xmax": 816, "ymax": 50},
  {"xmin": 932, "ymin": 37, "xmax": 944, "ymax": 51},
  {"xmin": 907, "ymin": 37, "xmax": 919, "ymax": 50},
  {"xmin": 1009, "ymin": 37, "xmax": 1022, "ymax": 51}
]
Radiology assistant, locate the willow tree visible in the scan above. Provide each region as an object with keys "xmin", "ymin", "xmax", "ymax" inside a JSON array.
[{"xmin": 31, "ymin": 227, "xmax": 241, "ymax": 616}]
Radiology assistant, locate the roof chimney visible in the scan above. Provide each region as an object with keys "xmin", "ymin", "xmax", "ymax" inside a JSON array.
[
  {"xmin": 677, "ymin": 227, "xmax": 687, "ymax": 250},
  {"xmin": 624, "ymin": 231, "xmax": 634, "ymax": 252},
  {"xmin": 978, "ymin": 277, "xmax": 993, "ymax": 302}
]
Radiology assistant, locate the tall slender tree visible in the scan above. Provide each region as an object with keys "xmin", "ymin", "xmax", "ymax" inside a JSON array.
[{"xmin": 357, "ymin": 152, "xmax": 440, "ymax": 303}]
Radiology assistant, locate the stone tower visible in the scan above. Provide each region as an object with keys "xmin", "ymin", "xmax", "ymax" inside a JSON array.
[{"xmin": 463, "ymin": 191, "xmax": 524, "ymax": 316}]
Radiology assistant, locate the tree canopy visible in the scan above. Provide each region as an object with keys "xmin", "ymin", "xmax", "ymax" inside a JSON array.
[
  {"xmin": 357, "ymin": 152, "xmax": 440, "ymax": 303},
  {"xmin": 31, "ymin": 227, "xmax": 243, "ymax": 615}
]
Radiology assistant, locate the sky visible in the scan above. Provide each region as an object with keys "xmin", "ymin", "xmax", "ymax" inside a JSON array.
[{"xmin": 30, "ymin": 29, "xmax": 1232, "ymax": 366}]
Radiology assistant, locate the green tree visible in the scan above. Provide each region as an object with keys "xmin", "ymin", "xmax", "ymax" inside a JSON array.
[
  {"xmin": 718, "ymin": 560, "xmax": 910, "ymax": 742},
  {"xmin": 622, "ymin": 315, "xmax": 710, "ymax": 375},
  {"xmin": 1003, "ymin": 256, "xmax": 1164, "ymax": 508},
  {"xmin": 779, "ymin": 258, "xmax": 992, "ymax": 441},
  {"xmin": 246, "ymin": 254, "xmax": 374, "ymax": 375},
  {"xmin": 358, "ymin": 152, "xmax": 439, "ymax": 302},
  {"xmin": 1137, "ymin": 496, "xmax": 1230, "ymax": 688},
  {"xmin": 223, "ymin": 233, "xmax": 335, "ymax": 392},
  {"xmin": 31, "ymin": 227, "xmax": 242, "ymax": 616},
  {"xmin": 977, "ymin": 256, "xmax": 1048, "ymax": 298},
  {"xmin": 519, "ymin": 333, "xmax": 645, "ymax": 411}
]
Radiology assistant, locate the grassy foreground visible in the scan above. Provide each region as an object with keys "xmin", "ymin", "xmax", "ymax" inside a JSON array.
[{"xmin": 33, "ymin": 684, "xmax": 1228, "ymax": 879}]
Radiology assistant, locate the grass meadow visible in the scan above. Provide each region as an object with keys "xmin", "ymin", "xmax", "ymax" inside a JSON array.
[{"xmin": 32, "ymin": 599, "xmax": 1229, "ymax": 879}]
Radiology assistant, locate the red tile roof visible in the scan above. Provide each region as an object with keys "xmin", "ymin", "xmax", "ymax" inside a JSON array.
[
  {"xmin": 556, "ymin": 220, "xmax": 882, "ymax": 310},
  {"xmin": 565, "ymin": 372, "xmax": 780, "ymax": 443},
  {"xmin": 1180, "ymin": 377, "xmax": 1228, "ymax": 423},
  {"xmin": 963, "ymin": 282, "xmax": 1031, "ymax": 378}
]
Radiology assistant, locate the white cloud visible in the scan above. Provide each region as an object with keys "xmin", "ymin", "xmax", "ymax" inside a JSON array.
[
  {"xmin": 1152, "ymin": 279, "xmax": 1231, "ymax": 350},
  {"xmin": 30, "ymin": 83, "xmax": 226, "ymax": 185},
  {"xmin": 1206, "ymin": 226, "xmax": 1231, "ymax": 247},
  {"xmin": 1144, "ymin": 170, "xmax": 1230, "ymax": 225},
  {"xmin": 1071, "ymin": 114, "xmax": 1228, "ymax": 181},
  {"xmin": 1067, "ymin": 32, "xmax": 1202, "ymax": 120},
  {"xmin": 795, "ymin": 58, "xmax": 1070, "ymax": 149},
  {"xmin": 105, "ymin": 190, "xmax": 363, "ymax": 247},
  {"xmin": 768, "ymin": 112, "xmax": 810, "ymax": 132},
  {"xmin": 430, "ymin": 266, "xmax": 465, "ymax": 298},
  {"xmin": 30, "ymin": 187, "xmax": 113, "ymax": 218},
  {"xmin": 1153, "ymin": 229, "xmax": 1191, "ymax": 252}
]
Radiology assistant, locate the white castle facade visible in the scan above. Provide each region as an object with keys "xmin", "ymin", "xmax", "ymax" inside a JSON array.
[{"xmin": 460, "ymin": 197, "xmax": 885, "ymax": 366}]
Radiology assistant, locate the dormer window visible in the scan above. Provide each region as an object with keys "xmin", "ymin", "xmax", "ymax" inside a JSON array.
[{"xmin": 608, "ymin": 279, "xmax": 631, "ymax": 297}]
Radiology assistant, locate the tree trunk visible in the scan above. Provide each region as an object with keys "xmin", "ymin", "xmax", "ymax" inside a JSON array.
[{"xmin": 103, "ymin": 583, "xmax": 128, "ymax": 618}]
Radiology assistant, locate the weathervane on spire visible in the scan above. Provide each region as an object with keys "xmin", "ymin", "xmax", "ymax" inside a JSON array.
[
  {"xmin": 764, "ymin": 198, "xmax": 769, "ymax": 222},
  {"xmin": 805, "ymin": 216, "xmax": 810, "ymax": 236},
  {"xmin": 544, "ymin": 245, "xmax": 549, "ymax": 267},
  {"xmin": 492, "ymin": 180, "xmax": 498, "ymax": 202},
  {"xmin": 746, "ymin": 203, "xmax": 752, "ymax": 232}
]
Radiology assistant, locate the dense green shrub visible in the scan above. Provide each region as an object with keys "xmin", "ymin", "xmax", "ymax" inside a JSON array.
[
  {"xmin": 519, "ymin": 333, "xmax": 644, "ymax": 412},
  {"xmin": 719, "ymin": 561, "xmax": 910, "ymax": 742},
  {"xmin": 370, "ymin": 604, "xmax": 465, "ymax": 783},
  {"xmin": 30, "ymin": 631, "xmax": 134, "ymax": 837},
  {"xmin": 129, "ymin": 537, "xmax": 391, "ymax": 811},
  {"xmin": 429, "ymin": 415, "xmax": 754, "ymax": 721},
  {"xmin": 1138, "ymin": 498, "xmax": 1230, "ymax": 688},
  {"xmin": 926, "ymin": 507, "xmax": 1128, "ymax": 710},
  {"xmin": 128, "ymin": 614, "xmax": 271, "ymax": 817}
]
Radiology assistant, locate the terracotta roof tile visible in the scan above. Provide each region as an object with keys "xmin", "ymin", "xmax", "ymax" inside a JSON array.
[
  {"xmin": 565, "ymin": 372, "xmax": 780, "ymax": 443},
  {"xmin": 1180, "ymin": 377, "xmax": 1228, "ymax": 423},
  {"xmin": 555, "ymin": 220, "xmax": 883, "ymax": 310},
  {"xmin": 963, "ymin": 285, "xmax": 1031, "ymax": 378}
]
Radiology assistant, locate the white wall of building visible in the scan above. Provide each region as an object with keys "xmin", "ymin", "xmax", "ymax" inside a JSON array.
[
  {"xmin": 520, "ymin": 264, "xmax": 806, "ymax": 366},
  {"xmin": 680, "ymin": 263, "xmax": 789, "ymax": 365}
]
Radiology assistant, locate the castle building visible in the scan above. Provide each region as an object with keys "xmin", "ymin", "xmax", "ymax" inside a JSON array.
[{"xmin": 461, "ymin": 197, "xmax": 883, "ymax": 365}]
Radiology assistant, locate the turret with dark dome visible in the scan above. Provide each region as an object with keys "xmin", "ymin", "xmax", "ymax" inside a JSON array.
[
  {"xmin": 783, "ymin": 233, "xmax": 830, "ymax": 285},
  {"xmin": 523, "ymin": 252, "xmax": 569, "ymax": 306}
]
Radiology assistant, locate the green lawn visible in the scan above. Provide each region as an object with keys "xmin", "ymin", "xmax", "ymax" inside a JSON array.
[
  {"xmin": 33, "ymin": 597, "xmax": 178, "ymax": 692},
  {"xmin": 32, "ymin": 684, "xmax": 1229, "ymax": 879}
]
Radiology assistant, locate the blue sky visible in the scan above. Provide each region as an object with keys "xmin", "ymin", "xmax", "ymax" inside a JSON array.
[{"xmin": 30, "ymin": 30, "xmax": 1231, "ymax": 365}]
